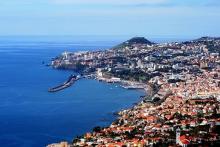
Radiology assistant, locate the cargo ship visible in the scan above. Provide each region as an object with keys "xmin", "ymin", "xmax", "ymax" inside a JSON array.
[{"xmin": 48, "ymin": 74, "xmax": 80, "ymax": 92}]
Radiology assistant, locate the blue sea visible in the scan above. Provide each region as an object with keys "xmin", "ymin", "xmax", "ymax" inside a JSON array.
[{"xmin": 0, "ymin": 36, "xmax": 145, "ymax": 147}]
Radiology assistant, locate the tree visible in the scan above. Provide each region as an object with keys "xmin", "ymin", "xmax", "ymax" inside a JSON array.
[{"xmin": 93, "ymin": 126, "xmax": 102, "ymax": 133}]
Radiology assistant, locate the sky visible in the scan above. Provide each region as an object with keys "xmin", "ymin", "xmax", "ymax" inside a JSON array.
[{"xmin": 0, "ymin": 0, "xmax": 220, "ymax": 38}]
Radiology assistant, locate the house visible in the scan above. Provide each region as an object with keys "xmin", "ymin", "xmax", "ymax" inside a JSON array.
[{"xmin": 179, "ymin": 135, "xmax": 190, "ymax": 147}]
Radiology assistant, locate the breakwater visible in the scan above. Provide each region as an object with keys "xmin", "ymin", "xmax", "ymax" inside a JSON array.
[{"xmin": 48, "ymin": 75, "xmax": 80, "ymax": 92}]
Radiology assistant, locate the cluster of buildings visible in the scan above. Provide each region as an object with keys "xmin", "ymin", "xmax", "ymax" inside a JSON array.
[{"xmin": 49, "ymin": 37, "xmax": 220, "ymax": 146}]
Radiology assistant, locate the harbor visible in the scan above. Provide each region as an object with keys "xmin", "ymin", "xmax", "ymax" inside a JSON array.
[{"xmin": 95, "ymin": 76, "xmax": 146, "ymax": 90}]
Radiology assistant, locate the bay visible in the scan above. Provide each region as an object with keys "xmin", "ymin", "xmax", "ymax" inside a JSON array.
[{"xmin": 0, "ymin": 36, "xmax": 144, "ymax": 147}]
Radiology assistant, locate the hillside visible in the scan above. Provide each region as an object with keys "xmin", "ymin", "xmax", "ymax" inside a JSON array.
[{"xmin": 113, "ymin": 37, "xmax": 155, "ymax": 49}]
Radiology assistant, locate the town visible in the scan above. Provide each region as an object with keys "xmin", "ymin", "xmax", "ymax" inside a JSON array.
[{"xmin": 48, "ymin": 37, "xmax": 220, "ymax": 147}]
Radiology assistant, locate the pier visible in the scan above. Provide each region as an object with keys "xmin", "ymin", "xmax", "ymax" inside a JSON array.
[{"xmin": 48, "ymin": 75, "xmax": 80, "ymax": 92}]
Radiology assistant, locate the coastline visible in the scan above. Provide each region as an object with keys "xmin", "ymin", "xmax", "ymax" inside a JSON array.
[
  {"xmin": 67, "ymin": 71, "xmax": 219, "ymax": 146},
  {"xmin": 47, "ymin": 37, "xmax": 220, "ymax": 146},
  {"xmin": 83, "ymin": 73, "xmax": 155, "ymax": 117},
  {"xmin": 47, "ymin": 73, "xmax": 158, "ymax": 146},
  {"xmin": 46, "ymin": 74, "xmax": 146, "ymax": 146}
]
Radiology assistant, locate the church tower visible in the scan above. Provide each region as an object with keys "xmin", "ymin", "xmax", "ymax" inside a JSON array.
[{"xmin": 176, "ymin": 127, "xmax": 181, "ymax": 144}]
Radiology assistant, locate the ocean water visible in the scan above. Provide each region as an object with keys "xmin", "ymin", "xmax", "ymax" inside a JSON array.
[{"xmin": 0, "ymin": 36, "xmax": 145, "ymax": 147}]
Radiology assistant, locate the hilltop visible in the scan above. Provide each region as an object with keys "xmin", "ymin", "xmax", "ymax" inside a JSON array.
[{"xmin": 113, "ymin": 37, "xmax": 154, "ymax": 49}]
